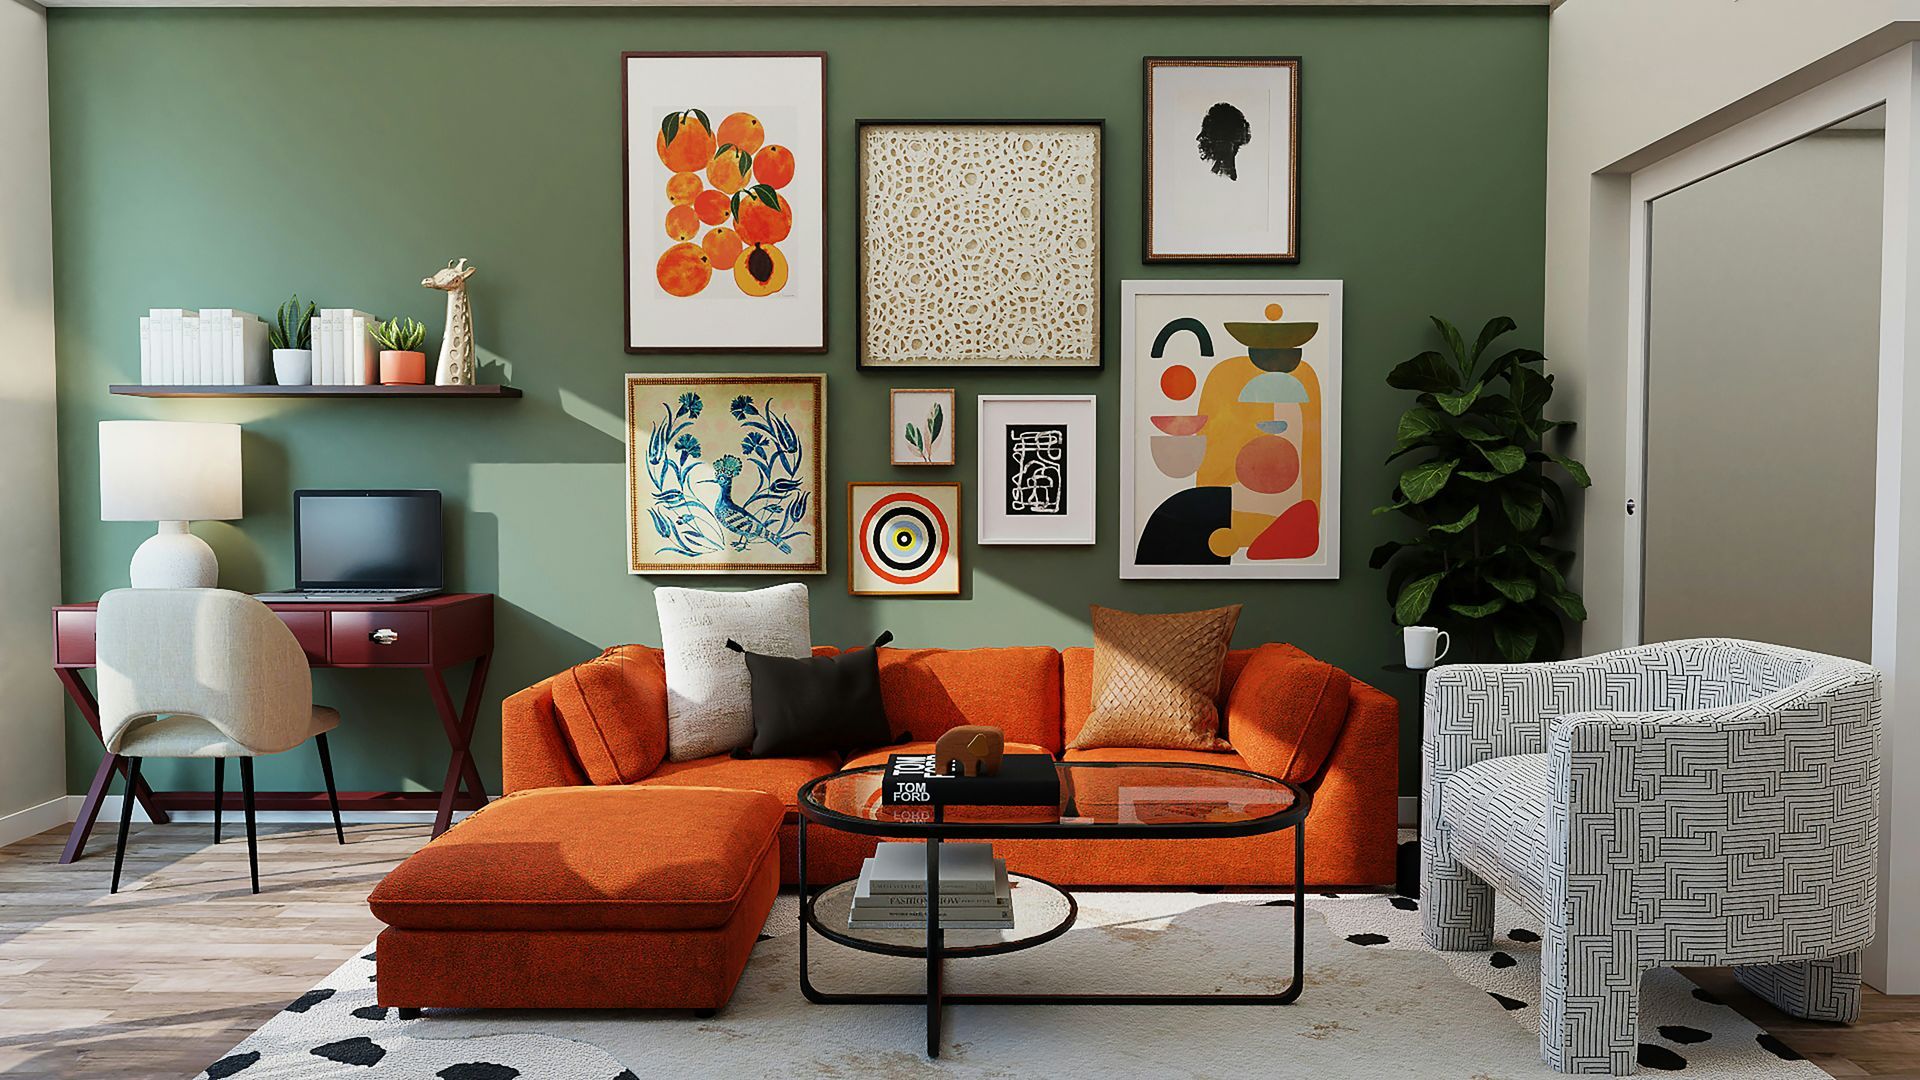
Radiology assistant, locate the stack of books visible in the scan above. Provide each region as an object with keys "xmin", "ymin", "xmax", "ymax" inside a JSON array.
[
  {"xmin": 848, "ymin": 842, "xmax": 1013, "ymax": 931},
  {"xmin": 310, "ymin": 308, "xmax": 381, "ymax": 386},
  {"xmin": 138, "ymin": 308, "xmax": 270, "ymax": 385}
]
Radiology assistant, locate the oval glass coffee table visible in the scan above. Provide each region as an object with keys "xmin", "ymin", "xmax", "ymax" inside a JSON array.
[{"xmin": 796, "ymin": 761, "xmax": 1310, "ymax": 1058}]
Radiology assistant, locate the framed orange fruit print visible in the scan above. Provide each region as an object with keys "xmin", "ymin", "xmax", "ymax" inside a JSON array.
[{"xmin": 622, "ymin": 52, "xmax": 826, "ymax": 353}]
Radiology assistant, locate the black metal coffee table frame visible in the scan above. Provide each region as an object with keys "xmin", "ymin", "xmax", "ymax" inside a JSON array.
[{"xmin": 796, "ymin": 761, "xmax": 1311, "ymax": 1058}]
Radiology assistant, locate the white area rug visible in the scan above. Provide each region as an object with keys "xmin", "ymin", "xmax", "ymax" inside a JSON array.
[{"xmin": 199, "ymin": 892, "xmax": 1821, "ymax": 1079}]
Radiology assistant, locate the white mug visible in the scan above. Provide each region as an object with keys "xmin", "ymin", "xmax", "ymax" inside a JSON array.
[{"xmin": 1404, "ymin": 626, "xmax": 1450, "ymax": 670}]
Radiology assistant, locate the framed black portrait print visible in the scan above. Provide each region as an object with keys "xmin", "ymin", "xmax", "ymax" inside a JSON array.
[{"xmin": 1144, "ymin": 57, "xmax": 1300, "ymax": 262}]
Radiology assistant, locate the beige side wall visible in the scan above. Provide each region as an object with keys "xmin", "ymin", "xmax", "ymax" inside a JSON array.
[
  {"xmin": 0, "ymin": 0, "xmax": 67, "ymax": 843},
  {"xmin": 1546, "ymin": 0, "xmax": 1920, "ymax": 650}
]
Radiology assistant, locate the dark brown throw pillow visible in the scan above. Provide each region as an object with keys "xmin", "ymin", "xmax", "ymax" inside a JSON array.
[{"xmin": 728, "ymin": 631, "xmax": 896, "ymax": 758}]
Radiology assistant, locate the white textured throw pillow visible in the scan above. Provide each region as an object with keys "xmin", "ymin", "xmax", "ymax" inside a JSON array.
[{"xmin": 656, "ymin": 583, "xmax": 812, "ymax": 761}]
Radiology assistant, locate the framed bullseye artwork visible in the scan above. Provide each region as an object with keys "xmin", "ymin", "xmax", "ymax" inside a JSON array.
[
  {"xmin": 1119, "ymin": 280, "xmax": 1342, "ymax": 580},
  {"xmin": 622, "ymin": 52, "xmax": 826, "ymax": 353},
  {"xmin": 625, "ymin": 373, "xmax": 826, "ymax": 574},
  {"xmin": 848, "ymin": 482, "xmax": 963, "ymax": 597},
  {"xmin": 977, "ymin": 394, "xmax": 1097, "ymax": 545}
]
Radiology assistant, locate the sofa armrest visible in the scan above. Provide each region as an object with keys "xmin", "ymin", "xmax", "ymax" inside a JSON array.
[
  {"xmin": 1298, "ymin": 677, "xmax": 1399, "ymax": 886},
  {"xmin": 501, "ymin": 677, "xmax": 589, "ymax": 793}
]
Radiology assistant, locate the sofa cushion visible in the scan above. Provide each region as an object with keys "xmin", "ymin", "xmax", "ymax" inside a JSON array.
[
  {"xmin": 1223, "ymin": 644, "xmax": 1351, "ymax": 783},
  {"xmin": 656, "ymin": 583, "xmax": 812, "ymax": 762},
  {"xmin": 368, "ymin": 786, "xmax": 783, "ymax": 932},
  {"xmin": 636, "ymin": 752, "xmax": 840, "ymax": 811},
  {"xmin": 732, "ymin": 633, "xmax": 893, "ymax": 758},
  {"xmin": 1071, "ymin": 604, "xmax": 1241, "ymax": 752},
  {"xmin": 1436, "ymin": 753, "xmax": 1551, "ymax": 921},
  {"xmin": 1065, "ymin": 646, "xmax": 1265, "ymax": 746},
  {"xmin": 1061, "ymin": 746, "xmax": 1249, "ymax": 769},
  {"xmin": 549, "ymin": 645, "xmax": 670, "ymax": 786},
  {"xmin": 877, "ymin": 646, "xmax": 1063, "ymax": 753}
]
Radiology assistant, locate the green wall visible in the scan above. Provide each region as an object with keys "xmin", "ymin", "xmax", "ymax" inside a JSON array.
[{"xmin": 48, "ymin": 6, "xmax": 1547, "ymax": 798}]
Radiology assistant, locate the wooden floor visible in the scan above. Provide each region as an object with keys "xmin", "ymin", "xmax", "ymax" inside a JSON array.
[{"xmin": 0, "ymin": 822, "xmax": 1916, "ymax": 1079}]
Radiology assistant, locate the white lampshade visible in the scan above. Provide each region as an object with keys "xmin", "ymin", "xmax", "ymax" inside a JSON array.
[{"xmin": 99, "ymin": 420, "xmax": 243, "ymax": 522}]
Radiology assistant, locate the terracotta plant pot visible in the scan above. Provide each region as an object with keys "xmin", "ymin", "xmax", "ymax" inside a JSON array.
[{"xmin": 379, "ymin": 350, "xmax": 428, "ymax": 386}]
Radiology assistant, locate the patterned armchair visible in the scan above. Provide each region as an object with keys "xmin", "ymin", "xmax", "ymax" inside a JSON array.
[{"xmin": 1421, "ymin": 638, "xmax": 1881, "ymax": 1074}]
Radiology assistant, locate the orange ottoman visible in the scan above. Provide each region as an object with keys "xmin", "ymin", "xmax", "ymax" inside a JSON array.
[{"xmin": 368, "ymin": 785, "xmax": 782, "ymax": 1013}]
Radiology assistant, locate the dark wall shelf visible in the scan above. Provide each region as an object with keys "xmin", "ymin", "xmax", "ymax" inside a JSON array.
[{"xmin": 109, "ymin": 384, "xmax": 522, "ymax": 399}]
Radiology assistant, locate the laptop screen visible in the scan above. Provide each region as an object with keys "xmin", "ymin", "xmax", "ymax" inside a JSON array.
[{"xmin": 295, "ymin": 490, "xmax": 444, "ymax": 590}]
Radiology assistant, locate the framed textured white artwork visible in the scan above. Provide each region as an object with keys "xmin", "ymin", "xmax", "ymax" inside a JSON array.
[
  {"xmin": 625, "ymin": 373, "xmax": 826, "ymax": 574},
  {"xmin": 857, "ymin": 119, "xmax": 1102, "ymax": 368},
  {"xmin": 1144, "ymin": 57, "xmax": 1299, "ymax": 263},
  {"xmin": 1119, "ymin": 280, "xmax": 1340, "ymax": 579},
  {"xmin": 890, "ymin": 388, "xmax": 955, "ymax": 466},
  {"xmin": 977, "ymin": 394, "xmax": 1097, "ymax": 545},
  {"xmin": 622, "ymin": 52, "xmax": 826, "ymax": 353}
]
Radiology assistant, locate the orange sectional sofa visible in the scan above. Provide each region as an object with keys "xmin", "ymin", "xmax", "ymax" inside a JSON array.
[{"xmin": 501, "ymin": 643, "xmax": 1399, "ymax": 889}]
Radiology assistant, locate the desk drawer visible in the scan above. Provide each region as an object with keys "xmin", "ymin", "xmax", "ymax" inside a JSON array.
[
  {"xmin": 330, "ymin": 611, "xmax": 431, "ymax": 666},
  {"xmin": 56, "ymin": 607, "xmax": 329, "ymax": 667},
  {"xmin": 280, "ymin": 611, "xmax": 330, "ymax": 665}
]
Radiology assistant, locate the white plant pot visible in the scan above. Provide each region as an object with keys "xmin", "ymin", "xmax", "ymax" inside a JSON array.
[{"xmin": 272, "ymin": 348, "xmax": 313, "ymax": 386}]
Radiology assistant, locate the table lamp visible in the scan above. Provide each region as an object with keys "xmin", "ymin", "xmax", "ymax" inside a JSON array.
[{"xmin": 99, "ymin": 420, "xmax": 242, "ymax": 588}]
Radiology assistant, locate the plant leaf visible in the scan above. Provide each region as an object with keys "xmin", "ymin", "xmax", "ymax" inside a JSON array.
[
  {"xmin": 737, "ymin": 148, "xmax": 753, "ymax": 175},
  {"xmin": 1487, "ymin": 573, "xmax": 1538, "ymax": 603},
  {"xmin": 1494, "ymin": 623, "xmax": 1539, "ymax": 662},
  {"xmin": 1456, "ymin": 469, "xmax": 1503, "ymax": 482},
  {"xmin": 661, "ymin": 111, "xmax": 681, "ymax": 148},
  {"xmin": 1387, "ymin": 351, "xmax": 1459, "ymax": 393},
  {"xmin": 905, "ymin": 423, "xmax": 922, "ymax": 452},
  {"xmin": 1369, "ymin": 540, "xmax": 1406, "ymax": 570},
  {"xmin": 1522, "ymin": 546, "xmax": 1567, "ymax": 588},
  {"xmin": 1471, "ymin": 316, "xmax": 1516, "ymax": 362},
  {"xmin": 1452, "ymin": 418, "xmax": 1504, "ymax": 443},
  {"xmin": 1548, "ymin": 590, "xmax": 1589, "ymax": 622},
  {"xmin": 928, "ymin": 403, "xmax": 943, "ymax": 444},
  {"xmin": 689, "ymin": 109, "xmax": 710, "ymax": 136},
  {"xmin": 752, "ymin": 184, "xmax": 781, "ymax": 211},
  {"xmin": 1394, "ymin": 571, "xmax": 1445, "ymax": 626},
  {"xmin": 1447, "ymin": 597, "xmax": 1508, "ymax": 619},
  {"xmin": 1428, "ymin": 505, "xmax": 1480, "ymax": 534},
  {"xmin": 1501, "ymin": 489, "xmax": 1544, "ymax": 531},
  {"xmin": 1430, "ymin": 316, "xmax": 1469, "ymax": 369},
  {"xmin": 1395, "ymin": 407, "xmax": 1449, "ymax": 443},
  {"xmin": 1372, "ymin": 495, "xmax": 1411, "ymax": 516},
  {"xmin": 1476, "ymin": 442, "xmax": 1527, "ymax": 474},
  {"xmin": 1433, "ymin": 381, "xmax": 1483, "ymax": 416},
  {"xmin": 1399, "ymin": 458, "xmax": 1458, "ymax": 504},
  {"xmin": 1549, "ymin": 453, "xmax": 1592, "ymax": 487}
]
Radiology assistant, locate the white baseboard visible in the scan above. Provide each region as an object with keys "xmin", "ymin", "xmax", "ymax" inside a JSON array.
[
  {"xmin": 0, "ymin": 795, "xmax": 77, "ymax": 849},
  {"xmin": 1399, "ymin": 796, "xmax": 1418, "ymax": 827}
]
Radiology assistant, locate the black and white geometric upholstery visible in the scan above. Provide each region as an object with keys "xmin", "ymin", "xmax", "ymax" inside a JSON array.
[{"xmin": 1421, "ymin": 638, "xmax": 1881, "ymax": 1074}]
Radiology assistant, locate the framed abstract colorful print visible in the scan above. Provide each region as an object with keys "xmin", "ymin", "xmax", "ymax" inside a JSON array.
[
  {"xmin": 1119, "ymin": 280, "xmax": 1341, "ymax": 579},
  {"xmin": 1144, "ymin": 57, "xmax": 1300, "ymax": 262},
  {"xmin": 622, "ymin": 52, "xmax": 826, "ymax": 352},
  {"xmin": 976, "ymin": 394, "xmax": 1097, "ymax": 545},
  {"xmin": 847, "ymin": 482, "xmax": 962, "ymax": 597},
  {"xmin": 856, "ymin": 119, "xmax": 1102, "ymax": 368},
  {"xmin": 626, "ymin": 373, "xmax": 826, "ymax": 574}
]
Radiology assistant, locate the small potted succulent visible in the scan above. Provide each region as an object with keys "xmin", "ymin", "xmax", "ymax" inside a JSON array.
[
  {"xmin": 371, "ymin": 316, "xmax": 429, "ymax": 385},
  {"xmin": 269, "ymin": 294, "xmax": 317, "ymax": 385}
]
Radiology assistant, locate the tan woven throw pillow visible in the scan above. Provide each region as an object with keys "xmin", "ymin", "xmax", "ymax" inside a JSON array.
[{"xmin": 1070, "ymin": 604, "xmax": 1242, "ymax": 751}]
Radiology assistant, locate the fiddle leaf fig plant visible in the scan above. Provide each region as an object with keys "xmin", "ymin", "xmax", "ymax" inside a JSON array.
[{"xmin": 1370, "ymin": 316, "xmax": 1590, "ymax": 662}]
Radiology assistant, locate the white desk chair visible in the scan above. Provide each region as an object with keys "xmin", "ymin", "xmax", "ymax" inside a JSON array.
[{"xmin": 96, "ymin": 588, "xmax": 344, "ymax": 893}]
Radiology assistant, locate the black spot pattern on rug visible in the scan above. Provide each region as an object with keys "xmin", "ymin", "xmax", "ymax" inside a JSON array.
[
  {"xmin": 1389, "ymin": 896, "xmax": 1418, "ymax": 911},
  {"xmin": 1319, "ymin": 892, "xmax": 1340, "ymax": 899},
  {"xmin": 1692, "ymin": 987, "xmax": 1723, "ymax": 1006},
  {"xmin": 285, "ymin": 989, "xmax": 335, "ymax": 1013},
  {"xmin": 311, "ymin": 1037, "xmax": 386, "ymax": 1067},
  {"xmin": 361, "ymin": 951, "xmax": 377, "ymax": 962},
  {"xmin": 1659, "ymin": 1025, "xmax": 1711, "ymax": 1045},
  {"xmin": 756, "ymin": 933, "xmax": 774, "ymax": 943},
  {"xmin": 1508, "ymin": 928, "xmax": 1540, "ymax": 943},
  {"xmin": 351, "ymin": 1005, "xmax": 390, "ymax": 1021},
  {"xmin": 1346, "ymin": 933, "xmax": 1389, "ymax": 946},
  {"xmin": 1490, "ymin": 951, "xmax": 1517, "ymax": 969},
  {"xmin": 613, "ymin": 1072, "xmax": 639, "ymax": 1080},
  {"xmin": 204, "ymin": 1051, "xmax": 260, "ymax": 1078},
  {"xmin": 1260, "ymin": 898, "xmax": 1294, "ymax": 907},
  {"xmin": 1757, "ymin": 1034, "xmax": 1804, "ymax": 1061},
  {"xmin": 1638, "ymin": 1043, "xmax": 1688, "ymax": 1070},
  {"xmin": 438, "ymin": 1065, "xmax": 519, "ymax": 1080},
  {"xmin": 1489, "ymin": 992, "xmax": 1527, "ymax": 1011}
]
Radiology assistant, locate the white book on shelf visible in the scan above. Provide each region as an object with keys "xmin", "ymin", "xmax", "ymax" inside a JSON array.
[
  {"xmin": 149, "ymin": 310, "xmax": 177, "ymax": 384},
  {"xmin": 304, "ymin": 312, "xmax": 324, "ymax": 383},
  {"xmin": 319, "ymin": 309, "xmax": 378, "ymax": 386},
  {"xmin": 157, "ymin": 309, "xmax": 197, "ymax": 385},
  {"xmin": 853, "ymin": 862, "xmax": 1011, "ymax": 911},
  {"xmin": 139, "ymin": 317, "xmax": 153, "ymax": 384},
  {"xmin": 240, "ymin": 316, "xmax": 270, "ymax": 384},
  {"xmin": 865, "ymin": 842, "xmax": 998, "ymax": 895},
  {"xmin": 315, "ymin": 309, "xmax": 337, "ymax": 385},
  {"xmin": 349, "ymin": 315, "xmax": 371, "ymax": 385},
  {"xmin": 201, "ymin": 310, "xmax": 231, "ymax": 384},
  {"xmin": 183, "ymin": 316, "xmax": 202, "ymax": 385}
]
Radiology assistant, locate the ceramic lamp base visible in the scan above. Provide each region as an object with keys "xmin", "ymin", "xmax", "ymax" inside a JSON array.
[{"xmin": 129, "ymin": 521, "xmax": 218, "ymax": 588}]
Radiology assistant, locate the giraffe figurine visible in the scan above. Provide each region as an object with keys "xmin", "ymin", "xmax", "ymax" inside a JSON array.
[{"xmin": 422, "ymin": 258, "xmax": 477, "ymax": 385}]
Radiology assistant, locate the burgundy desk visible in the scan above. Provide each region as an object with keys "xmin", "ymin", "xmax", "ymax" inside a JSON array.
[{"xmin": 52, "ymin": 593, "xmax": 494, "ymax": 863}]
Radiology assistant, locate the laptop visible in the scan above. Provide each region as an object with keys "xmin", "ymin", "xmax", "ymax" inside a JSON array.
[{"xmin": 256, "ymin": 489, "xmax": 445, "ymax": 603}]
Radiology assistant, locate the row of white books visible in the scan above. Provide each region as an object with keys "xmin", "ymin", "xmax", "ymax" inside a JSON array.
[
  {"xmin": 136, "ymin": 307, "xmax": 385, "ymax": 386},
  {"xmin": 139, "ymin": 309, "xmax": 270, "ymax": 386},
  {"xmin": 848, "ymin": 842, "xmax": 1013, "ymax": 930}
]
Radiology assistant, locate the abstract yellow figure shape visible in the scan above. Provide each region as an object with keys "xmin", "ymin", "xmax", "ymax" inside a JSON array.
[{"xmin": 1195, "ymin": 356, "xmax": 1268, "ymax": 488}]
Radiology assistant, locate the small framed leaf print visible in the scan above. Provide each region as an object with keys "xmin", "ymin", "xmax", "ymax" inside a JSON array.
[{"xmin": 891, "ymin": 388, "xmax": 956, "ymax": 466}]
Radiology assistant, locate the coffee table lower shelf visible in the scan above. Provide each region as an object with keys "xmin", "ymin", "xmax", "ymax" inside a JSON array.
[{"xmin": 795, "ymin": 815, "xmax": 1306, "ymax": 1059}]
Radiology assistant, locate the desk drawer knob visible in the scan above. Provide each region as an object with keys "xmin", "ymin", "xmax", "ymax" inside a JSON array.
[{"xmin": 370, "ymin": 628, "xmax": 401, "ymax": 646}]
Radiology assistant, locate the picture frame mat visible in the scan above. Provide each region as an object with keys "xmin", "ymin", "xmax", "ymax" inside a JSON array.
[{"xmin": 977, "ymin": 394, "xmax": 1098, "ymax": 545}]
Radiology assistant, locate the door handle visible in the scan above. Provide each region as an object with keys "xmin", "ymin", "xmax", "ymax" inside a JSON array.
[
  {"xmin": 1626, "ymin": 498, "xmax": 1637, "ymax": 516},
  {"xmin": 370, "ymin": 628, "xmax": 400, "ymax": 646}
]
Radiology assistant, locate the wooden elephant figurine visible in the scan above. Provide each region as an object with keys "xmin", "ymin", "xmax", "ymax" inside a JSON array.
[{"xmin": 934, "ymin": 725, "xmax": 1005, "ymax": 777}]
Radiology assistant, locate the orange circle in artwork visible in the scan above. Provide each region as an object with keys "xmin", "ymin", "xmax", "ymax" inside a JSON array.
[
  {"xmin": 1236, "ymin": 434, "xmax": 1301, "ymax": 494},
  {"xmin": 1265, "ymin": 303, "xmax": 1284, "ymax": 321},
  {"xmin": 1160, "ymin": 364, "xmax": 1197, "ymax": 401}
]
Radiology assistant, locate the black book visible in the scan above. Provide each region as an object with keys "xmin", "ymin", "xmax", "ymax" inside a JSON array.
[{"xmin": 881, "ymin": 752, "xmax": 1061, "ymax": 808}]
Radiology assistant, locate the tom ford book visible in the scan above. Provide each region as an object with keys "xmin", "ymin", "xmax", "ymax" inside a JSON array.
[{"xmin": 880, "ymin": 752, "xmax": 1061, "ymax": 808}]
